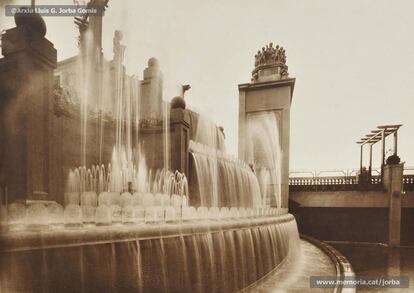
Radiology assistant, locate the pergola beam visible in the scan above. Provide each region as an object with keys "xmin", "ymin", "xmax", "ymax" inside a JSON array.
[
  {"xmin": 358, "ymin": 126, "xmax": 401, "ymax": 146},
  {"xmin": 356, "ymin": 124, "xmax": 403, "ymax": 176},
  {"xmin": 377, "ymin": 124, "xmax": 402, "ymax": 129}
]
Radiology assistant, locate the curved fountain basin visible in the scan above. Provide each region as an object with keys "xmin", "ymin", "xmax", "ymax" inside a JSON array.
[{"xmin": 1, "ymin": 214, "xmax": 299, "ymax": 293}]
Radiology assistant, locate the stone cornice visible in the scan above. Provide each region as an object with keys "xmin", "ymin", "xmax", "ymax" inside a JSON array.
[{"xmin": 239, "ymin": 77, "xmax": 296, "ymax": 102}]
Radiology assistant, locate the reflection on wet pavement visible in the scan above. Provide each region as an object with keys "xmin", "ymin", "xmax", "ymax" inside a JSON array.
[{"xmin": 332, "ymin": 243, "xmax": 414, "ymax": 293}]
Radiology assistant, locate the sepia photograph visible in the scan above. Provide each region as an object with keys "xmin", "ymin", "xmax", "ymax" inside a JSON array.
[{"xmin": 0, "ymin": 0, "xmax": 413, "ymax": 292}]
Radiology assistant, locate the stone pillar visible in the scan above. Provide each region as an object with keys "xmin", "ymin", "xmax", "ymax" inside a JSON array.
[
  {"xmin": 383, "ymin": 163, "xmax": 404, "ymax": 247},
  {"xmin": 238, "ymin": 43, "xmax": 295, "ymax": 208},
  {"xmin": 140, "ymin": 58, "xmax": 163, "ymax": 120},
  {"xmin": 170, "ymin": 98, "xmax": 190, "ymax": 176},
  {"xmin": 0, "ymin": 14, "xmax": 57, "ymax": 203}
]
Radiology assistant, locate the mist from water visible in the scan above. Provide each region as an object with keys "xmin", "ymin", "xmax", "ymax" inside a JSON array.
[
  {"xmin": 246, "ymin": 111, "xmax": 283, "ymax": 207},
  {"xmin": 189, "ymin": 141, "xmax": 262, "ymax": 208}
]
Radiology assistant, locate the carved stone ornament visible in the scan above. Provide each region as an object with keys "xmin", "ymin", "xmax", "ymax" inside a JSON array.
[{"xmin": 252, "ymin": 42, "xmax": 289, "ymax": 81}]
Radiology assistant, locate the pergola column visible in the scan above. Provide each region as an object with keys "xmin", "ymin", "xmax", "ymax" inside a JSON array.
[
  {"xmin": 381, "ymin": 129, "xmax": 386, "ymax": 168},
  {"xmin": 394, "ymin": 131, "xmax": 398, "ymax": 155},
  {"xmin": 369, "ymin": 144, "xmax": 373, "ymax": 174},
  {"xmin": 356, "ymin": 124, "xmax": 402, "ymax": 182}
]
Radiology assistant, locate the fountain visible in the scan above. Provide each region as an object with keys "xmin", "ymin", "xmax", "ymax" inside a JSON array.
[
  {"xmin": 189, "ymin": 140, "xmax": 262, "ymax": 208},
  {"xmin": 0, "ymin": 4, "xmax": 331, "ymax": 293},
  {"xmin": 246, "ymin": 111, "xmax": 283, "ymax": 207}
]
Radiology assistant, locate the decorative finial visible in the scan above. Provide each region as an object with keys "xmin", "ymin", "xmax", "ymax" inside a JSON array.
[
  {"xmin": 148, "ymin": 57, "xmax": 159, "ymax": 67},
  {"xmin": 171, "ymin": 96, "xmax": 186, "ymax": 110},
  {"xmin": 182, "ymin": 84, "xmax": 191, "ymax": 97},
  {"xmin": 14, "ymin": 7, "xmax": 47, "ymax": 37},
  {"xmin": 252, "ymin": 42, "xmax": 289, "ymax": 81},
  {"xmin": 254, "ymin": 42, "xmax": 287, "ymax": 68},
  {"xmin": 113, "ymin": 30, "xmax": 125, "ymax": 59}
]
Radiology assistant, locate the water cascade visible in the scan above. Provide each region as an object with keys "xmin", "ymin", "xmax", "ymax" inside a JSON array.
[
  {"xmin": 192, "ymin": 113, "xmax": 226, "ymax": 152},
  {"xmin": 163, "ymin": 101, "xmax": 171, "ymax": 171},
  {"xmin": 189, "ymin": 141, "xmax": 262, "ymax": 208},
  {"xmin": 0, "ymin": 213, "xmax": 299, "ymax": 293},
  {"xmin": 246, "ymin": 111, "xmax": 283, "ymax": 207},
  {"xmin": 77, "ymin": 28, "xmax": 95, "ymax": 167}
]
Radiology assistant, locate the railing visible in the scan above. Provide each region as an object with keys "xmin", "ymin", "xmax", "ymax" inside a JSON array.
[
  {"xmin": 289, "ymin": 177, "xmax": 357, "ymax": 186},
  {"xmin": 403, "ymin": 175, "xmax": 414, "ymax": 191},
  {"xmin": 290, "ymin": 176, "xmax": 353, "ymax": 192},
  {"xmin": 289, "ymin": 169, "xmax": 382, "ymax": 192},
  {"xmin": 289, "ymin": 166, "xmax": 414, "ymax": 192}
]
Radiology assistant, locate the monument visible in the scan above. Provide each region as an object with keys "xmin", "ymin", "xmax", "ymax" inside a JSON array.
[{"xmin": 239, "ymin": 43, "xmax": 295, "ymax": 208}]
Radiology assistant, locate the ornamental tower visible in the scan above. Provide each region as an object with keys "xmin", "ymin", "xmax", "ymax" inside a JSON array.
[{"xmin": 238, "ymin": 43, "xmax": 295, "ymax": 208}]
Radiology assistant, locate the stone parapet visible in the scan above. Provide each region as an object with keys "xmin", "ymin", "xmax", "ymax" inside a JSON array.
[{"xmin": 0, "ymin": 214, "xmax": 299, "ymax": 293}]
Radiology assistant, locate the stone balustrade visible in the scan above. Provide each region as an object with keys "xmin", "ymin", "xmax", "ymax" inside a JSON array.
[
  {"xmin": 289, "ymin": 175, "xmax": 383, "ymax": 192},
  {"xmin": 403, "ymin": 175, "xmax": 414, "ymax": 191}
]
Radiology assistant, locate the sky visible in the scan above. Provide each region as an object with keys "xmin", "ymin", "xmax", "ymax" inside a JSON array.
[{"xmin": 1, "ymin": 0, "xmax": 414, "ymax": 173}]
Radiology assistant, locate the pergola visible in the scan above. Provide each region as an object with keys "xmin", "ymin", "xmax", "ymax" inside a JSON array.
[{"xmin": 356, "ymin": 124, "xmax": 402, "ymax": 175}]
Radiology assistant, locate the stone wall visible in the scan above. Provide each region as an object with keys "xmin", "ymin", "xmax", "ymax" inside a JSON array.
[
  {"xmin": 290, "ymin": 189, "xmax": 414, "ymax": 245},
  {"xmin": 0, "ymin": 20, "xmax": 57, "ymax": 203},
  {"xmin": 291, "ymin": 206, "xmax": 414, "ymax": 245},
  {"xmin": 290, "ymin": 190, "xmax": 414, "ymax": 208}
]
